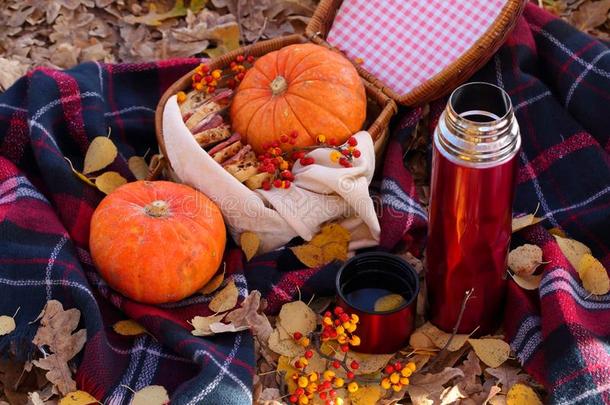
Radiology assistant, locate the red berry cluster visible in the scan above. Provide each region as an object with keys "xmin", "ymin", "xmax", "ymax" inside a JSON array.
[
  {"xmin": 321, "ymin": 306, "xmax": 361, "ymax": 352},
  {"xmin": 257, "ymin": 131, "xmax": 316, "ymax": 190},
  {"xmin": 324, "ymin": 135, "xmax": 361, "ymax": 168},
  {"xmin": 381, "ymin": 361, "xmax": 416, "ymax": 392},
  {"xmin": 191, "ymin": 54, "xmax": 255, "ymax": 94},
  {"xmin": 288, "ymin": 314, "xmax": 361, "ymax": 405}
]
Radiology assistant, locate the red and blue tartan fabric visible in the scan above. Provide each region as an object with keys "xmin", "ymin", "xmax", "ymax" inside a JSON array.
[{"xmin": 0, "ymin": 3, "xmax": 608, "ymax": 404}]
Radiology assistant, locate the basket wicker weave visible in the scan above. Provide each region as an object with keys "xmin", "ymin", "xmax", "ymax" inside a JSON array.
[{"xmin": 306, "ymin": 0, "xmax": 526, "ymax": 106}]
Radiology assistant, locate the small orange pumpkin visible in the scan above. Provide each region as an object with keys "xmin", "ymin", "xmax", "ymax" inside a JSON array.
[
  {"xmin": 230, "ymin": 43, "xmax": 366, "ymax": 154},
  {"xmin": 89, "ymin": 181, "xmax": 226, "ymax": 304}
]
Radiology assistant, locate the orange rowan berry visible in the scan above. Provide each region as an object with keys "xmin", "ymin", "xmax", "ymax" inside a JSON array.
[
  {"xmin": 176, "ymin": 91, "xmax": 187, "ymax": 103},
  {"xmin": 401, "ymin": 368, "xmax": 412, "ymax": 377},
  {"xmin": 400, "ymin": 377, "xmax": 409, "ymax": 385},
  {"xmin": 390, "ymin": 372, "xmax": 400, "ymax": 384},
  {"xmin": 334, "ymin": 377, "xmax": 344, "ymax": 388},
  {"xmin": 406, "ymin": 362, "xmax": 417, "ymax": 372},
  {"xmin": 323, "ymin": 370, "xmax": 335, "ymax": 381},
  {"xmin": 347, "ymin": 382, "xmax": 358, "ymax": 393},
  {"xmin": 316, "ymin": 134, "xmax": 326, "ymax": 144},
  {"xmin": 381, "ymin": 378, "xmax": 391, "ymax": 389},
  {"xmin": 211, "ymin": 69, "xmax": 222, "ymax": 79},
  {"xmin": 392, "ymin": 384, "xmax": 401, "ymax": 392},
  {"xmin": 298, "ymin": 376, "xmax": 309, "ymax": 388}
]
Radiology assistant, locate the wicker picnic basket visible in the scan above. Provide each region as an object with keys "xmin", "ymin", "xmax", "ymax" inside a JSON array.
[{"xmin": 153, "ymin": 0, "xmax": 525, "ymax": 178}]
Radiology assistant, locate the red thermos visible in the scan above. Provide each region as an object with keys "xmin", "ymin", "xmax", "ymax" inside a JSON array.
[{"xmin": 426, "ymin": 82, "xmax": 521, "ymax": 335}]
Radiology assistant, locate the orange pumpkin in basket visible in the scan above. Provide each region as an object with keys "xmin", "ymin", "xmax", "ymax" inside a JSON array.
[
  {"xmin": 89, "ymin": 180, "xmax": 226, "ymax": 304},
  {"xmin": 230, "ymin": 43, "xmax": 366, "ymax": 154}
]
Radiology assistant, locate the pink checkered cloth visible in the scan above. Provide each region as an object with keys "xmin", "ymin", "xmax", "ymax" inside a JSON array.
[{"xmin": 326, "ymin": 0, "xmax": 507, "ymax": 96}]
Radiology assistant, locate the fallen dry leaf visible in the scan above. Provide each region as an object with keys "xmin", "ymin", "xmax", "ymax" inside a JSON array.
[
  {"xmin": 209, "ymin": 322, "xmax": 249, "ymax": 334},
  {"xmin": 209, "ymin": 279, "xmax": 239, "ymax": 313},
  {"xmin": 267, "ymin": 328, "xmax": 305, "ymax": 357},
  {"xmin": 130, "ymin": 385, "xmax": 169, "ymax": 405},
  {"xmin": 458, "ymin": 350, "xmax": 483, "ymax": 395},
  {"xmin": 59, "ymin": 390, "xmax": 98, "ymax": 405},
  {"xmin": 486, "ymin": 365, "xmax": 528, "ymax": 394},
  {"xmin": 554, "ymin": 235, "xmax": 591, "ymax": 269},
  {"xmin": 338, "ymin": 351, "xmax": 394, "ymax": 375},
  {"xmin": 570, "ymin": 0, "xmax": 610, "ymax": 31},
  {"xmin": 277, "ymin": 300, "xmax": 317, "ymax": 337},
  {"xmin": 510, "ymin": 273, "xmax": 543, "ymax": 290},
  {"xmin": 374, "ymin": 293, "xmax": 406, "ymax": 312},
  {"xmin": 349, "ymin": 384, "xmax": 382, "ymax": 405},
  {"xmin": 468, "ymin": 338, "xmax": 511, "ymax": 368},
  {"xmin": 440, "ymin": 385, "xmax": 467, "ymax": 404},
  {"xmin": 95, "ymin": 171, "xmax": 127, "ymax": 194},
  {"xmin": 277, "ymin": 355, "xmax": 299, "ymax": 393},
  {"xmin": 0, "ymin": 315, "xmax": 16, "ymax": 336},
  {"xmin": 113, "ymin": 320, "xmax": 146, "ymax": 336},
  {"xmin": 419, "ymin": 322, "xmax": 470, "ymax": 352},
  {"xmin": 577, "ymin": 253, "xmax": 610, "ymax": 295},
  {"xmin": 124, "ymin": 1, "xmax": 194, "ymax": 26},
  {"xmin": 128, "ymin": 156, "xmax": 149, "ymax": 180},
  {"xmin": 508, "ymin": 244, "xmax": 543, "ymax": 276},
  {"xmin": 240, "ymin": 231, "xmax": 261, "ymax": 261},
  {"xmin": 199, "ymin": 268, "xmax": 225, "ymax": 295},
  {"xmin": 506, "ymin": 383, "xmax": 542, "ymax": 405},
  {"xmin": 191, "ymin": 313, "xmax": 225, "ymax": 336},
  {"xmin": 511, "ymin": 215, "xmax": 543, "ymax": 233},
  {"xmin": 224, "ymin": 290, "xmax": 273, "ymax": 342},
  {"xmin": 83, "ymin": 136, "xmax": 117, "ymax": 174},
  {"xmin": 409, "ymin": 331, "xmax": 437, "ymax": 350},
  {"xmin": 291, "ymin": 223, "xmax": 350, "ymax": 268},
  {"xmin": 408, "ymin": 367, "xmax": 464, "ymax": 405},
  {"xmin": 205, "ymin": 22, "xmax": 241, "ymax": 58},
  {"xmin": 32, "ymin": 300, "xmax": 87, "ymax": 395}
]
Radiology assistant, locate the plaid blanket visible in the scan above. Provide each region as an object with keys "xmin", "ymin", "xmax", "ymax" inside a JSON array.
[{"xmin": 0, "ymin": 3, "xmax": 608, "ymax": 404}]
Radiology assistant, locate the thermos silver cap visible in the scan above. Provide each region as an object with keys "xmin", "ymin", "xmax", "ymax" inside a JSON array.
[{"xmin": 435, "ymin": 82, "xmax": 521, "ymax": 168}]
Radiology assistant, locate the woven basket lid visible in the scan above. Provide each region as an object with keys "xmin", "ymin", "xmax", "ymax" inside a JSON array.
[{"xmin": 306, "ymin": 0, "xmax": 525, "ymax": 106}]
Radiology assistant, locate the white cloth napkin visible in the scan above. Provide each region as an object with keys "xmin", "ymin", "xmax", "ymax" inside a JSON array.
[{"xmin": 163, "ymin": 95, "xmax": 380, "ymax": 253}]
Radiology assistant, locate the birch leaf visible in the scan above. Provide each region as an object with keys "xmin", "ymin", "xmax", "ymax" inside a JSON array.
[{"xmin": 83, "ymin": 136, "xmax": 117, "ymax": 174}]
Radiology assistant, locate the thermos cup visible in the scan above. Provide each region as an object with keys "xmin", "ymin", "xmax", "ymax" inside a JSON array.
[{"xmin": 426, "ymin": 82, "xmax": 521, "ymax": 335}]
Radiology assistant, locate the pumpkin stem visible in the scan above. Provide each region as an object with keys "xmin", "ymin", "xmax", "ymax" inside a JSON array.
[
  {"xmin": 270, "ymin": 76, "xmax": 288, "ymax": 96},
  {"xmin": 144, "ymin": 200, "xmax": 170, "ymax": 218}
]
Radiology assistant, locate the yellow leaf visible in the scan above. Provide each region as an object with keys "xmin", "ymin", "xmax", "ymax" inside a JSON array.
[
  {"xmin": 59, "ymin": 390, "xmax": 98, "ymax": 405},
  {"xmin": 95, "ymin": 171, "xmax": 127, "ymax": 195},
  {"xmin": 83, "ymin": 136, "xmax": 118, "ymax": 174},
  {"xmin": 277, "ymin": 356, "xmax": 298, "ymax": 393},
  {"xmin": 291, "ymin": 223, "xmax": 351, "ymax": 268},
  {"xmin": 0, "ymin": 315, "xmax": 15, "ymax": 336},
  {"xmin": 278, "ymin": 301, "xmax": 317, "ymax": 337},
  {"xmin": 199, "ymin": 269, "xmax": 225, "ymax": 295},
  {"xmin": 468, "ymin": 338, "xmax": 511, "ymax": 368},
  {"xmin": 339, "ymin": 351, "xmax": 393, "ymax": 375},
  {"xmin": 205, "ymin": 23, "xmax": 241, "ymax": 58},
  {"xmin": 374, "ymin": 293, "xmax": 406, "ymax": 312},
  {"xmin": 128, "ymin": 156, "xmax": 149, "ymax": 180},
  {"xmin": 113, "ymin": 320, "xmax": 146, "ymax": 336},
  {"xmin": 240, "ymin": 231, "xmax": 260, "ymax": 261},
  {"xmin": 190, "ymin": 313, "xmax": 225, "ymax": 336},
  {"xmin": 209, "ymin": 280, "xmax": 238, "ymax": 313},
  {"xmin": 349, "ymin": 384, "xmax": 381, "ymax": 405},
  {"xmin": 554, "ymin": 235, "xmax": 592, "ymax": 269},
  {"xmin": 506, "ymin": 383, "xmax": 543, "ymax": 405},
  {"xmin": 511, "ymin": 273, "xmax": 543, "ymax": 290},
  {"xmin": 419, "ymin": 322, "xmax": 469, "ymax": 351},
  {"xmin": 130, "ymin": 385, "xmax": 169, "ymax": 405},
  {"xmin": 65, "ymin": 157, "xmax": 95, "ymax": 187},
  {"xmin": 291, "ymin": 244, "xmax": 325, "ymax": 268},
  {"xmin": 508, "ymin": 244, "xmax": 543, "ymax": 276},
  {"xmin": 409, "ymin": 331, "xmax": 437, "ymax": 350},
  {"xmin": 577, "ymin": 254, "xmax": 610, "ymax": 295},
  {"xmin": 512, "ymin": 215, "xmax": 543, "ymax": 233},
  {"xmin": 268, "ymin": 328, "xmax": 305, "ymax": 357},
  {"xmin": 123, "ymin": 1, "xmax": 189, "ymax": 26}
]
